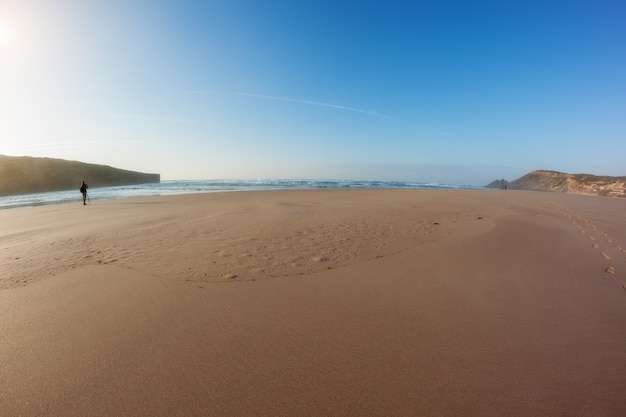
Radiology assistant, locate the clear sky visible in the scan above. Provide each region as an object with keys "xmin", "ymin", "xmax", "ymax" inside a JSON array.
[{"xmin": 1, "ymin": 0, "xmax": 624, "ymax": 185}]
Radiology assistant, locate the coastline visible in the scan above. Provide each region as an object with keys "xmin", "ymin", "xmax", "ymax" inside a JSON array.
[
  {"xmin": 0, "ymin": 179, "xmax": 485, "ymax": 210},
  {"xmin": 1, "ymin": 189, "xmax": 625, "ymax": 416}
]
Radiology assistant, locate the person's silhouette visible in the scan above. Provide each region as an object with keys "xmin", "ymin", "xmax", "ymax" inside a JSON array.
[{"xmin": 80, "ymin": 181, "xmax": 88, "ymax": 205}]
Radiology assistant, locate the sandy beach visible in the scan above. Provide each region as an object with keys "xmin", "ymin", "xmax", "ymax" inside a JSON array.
[{"xmin": 1, "ymin": 189, "xmax": 625, "ymax": 416}]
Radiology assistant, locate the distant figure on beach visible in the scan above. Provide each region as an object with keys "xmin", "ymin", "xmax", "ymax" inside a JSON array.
[{"xmin": 80, "ymin": 181, "xmax": 88, "ymax": 205}]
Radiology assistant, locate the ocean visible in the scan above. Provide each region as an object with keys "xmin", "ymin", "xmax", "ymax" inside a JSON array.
[{"xmin": 0, "ymin": 179, "xmax": 484, "ymax": 210}]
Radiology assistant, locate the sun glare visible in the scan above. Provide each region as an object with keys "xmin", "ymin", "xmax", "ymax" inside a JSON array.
[{"xmin": 0, "ymin": 18, "xmax": 15, "ymax": 47}]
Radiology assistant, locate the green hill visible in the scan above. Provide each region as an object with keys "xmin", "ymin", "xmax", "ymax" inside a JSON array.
[{"xmin": 0, "ymin": 155, "xmax": 160, "ymax": 197}]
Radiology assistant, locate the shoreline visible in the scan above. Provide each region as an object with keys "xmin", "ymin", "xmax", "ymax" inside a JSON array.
[
  {"xmin": 0, "ymin": 179, "xmax": 486, "ymax": 211},
  {"xmin": 1, "ymin": 189, "xmax": 625, "ymax": 416}
]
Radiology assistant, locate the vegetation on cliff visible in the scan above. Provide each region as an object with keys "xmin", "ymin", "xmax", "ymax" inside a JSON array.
[
  {"xmin": 0, "ymin": 155, "xmax": 160, "ymax": 197},
  {"xmin": 486, "ymin": 170, "xmax": 626, "ymax": 197}
]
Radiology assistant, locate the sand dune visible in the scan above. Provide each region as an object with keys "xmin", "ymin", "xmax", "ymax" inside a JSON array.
[{"xmin": 1, "ymin": 189, "xmax": 625, "ymax": 416}]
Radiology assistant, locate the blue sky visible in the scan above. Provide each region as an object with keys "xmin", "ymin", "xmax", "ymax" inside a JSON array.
[{"xmin": 1, "ymin": 0, "xmax": 624, "ymax": 185}]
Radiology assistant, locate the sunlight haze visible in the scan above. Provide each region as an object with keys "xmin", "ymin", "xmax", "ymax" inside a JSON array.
[{"xmin": 1, "ymin": 0, "xmax": 624, "ymax": 185}]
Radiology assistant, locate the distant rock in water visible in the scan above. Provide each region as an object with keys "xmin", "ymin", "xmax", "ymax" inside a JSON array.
[
  {"xmin": 0, "ymin": 155, "xmax": 160, "ymax": 197},
  {"xmin": 485, "ymin": 170, "xmax": 626, "ymax": 197}
]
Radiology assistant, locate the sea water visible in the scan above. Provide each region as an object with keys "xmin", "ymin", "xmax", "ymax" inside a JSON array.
[{"xmin": 0, "ymin": 179, "xmax": 483, "ymax": 210}]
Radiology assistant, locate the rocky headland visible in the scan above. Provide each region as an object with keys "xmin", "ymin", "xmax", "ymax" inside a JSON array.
[
  {"xmin": 487, "ymin": 170, "xmax": 626, "ymax": 197},
  {"xmin": 0, "ymin": 155, "xmax": 160, "ymax": 196}
]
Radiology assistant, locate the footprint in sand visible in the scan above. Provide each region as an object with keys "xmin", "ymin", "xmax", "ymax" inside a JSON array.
[
  {"xmin": 311, "ymin": 256, "xmax": 330, "ymax": 263},
  {"xmin": 559, "ymin": 207, "xmax": 625, "ymax": 287}
]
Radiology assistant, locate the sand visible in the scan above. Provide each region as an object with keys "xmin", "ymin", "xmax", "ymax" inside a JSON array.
[{"xmin": 1, "ymin": 189, "xmax": 625, "ymax": 416}]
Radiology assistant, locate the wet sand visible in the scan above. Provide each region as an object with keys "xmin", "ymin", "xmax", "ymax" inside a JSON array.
[{"xmin": 1, "ymin": 189, "xmax": 625, "ymax": 416}]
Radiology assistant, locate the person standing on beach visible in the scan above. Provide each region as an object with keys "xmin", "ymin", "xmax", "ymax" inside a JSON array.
[{"xmin": 80, "ymin": 181, "xmax": 88, "ymax": 205}]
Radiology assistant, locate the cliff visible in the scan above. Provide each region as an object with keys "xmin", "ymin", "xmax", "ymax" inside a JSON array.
[
  {"xmin": 486, "ymin": 170, "xmax": 626, "ymax": 197},
  {"xmin": 0, "ymin": 155, "xmax": 160, "ymax": 197}
]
